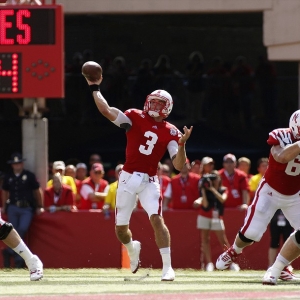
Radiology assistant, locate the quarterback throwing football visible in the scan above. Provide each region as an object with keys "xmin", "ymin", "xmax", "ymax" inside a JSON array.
[{"xmin": 84, "ymin": 62, "xmax": 192, "ymax": 281}]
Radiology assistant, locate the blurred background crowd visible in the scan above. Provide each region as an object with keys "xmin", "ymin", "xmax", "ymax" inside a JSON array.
[{"xmin": 0, "ymin": 13, "xmax": 298, "ymax": 173}]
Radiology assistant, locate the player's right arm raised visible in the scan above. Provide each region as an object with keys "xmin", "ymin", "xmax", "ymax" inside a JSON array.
[{"xmin": 86, "ymin": 76, "xmax": 120, "ymax": 122}]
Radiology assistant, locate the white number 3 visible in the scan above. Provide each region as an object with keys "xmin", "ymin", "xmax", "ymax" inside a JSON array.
[
  {"xmin": 285, "ymin": 155, "xmax": 300, "ymax": 176},
  {"xmin": 139, "ymin": 131, "xmax": 158, "ymax": 155}
]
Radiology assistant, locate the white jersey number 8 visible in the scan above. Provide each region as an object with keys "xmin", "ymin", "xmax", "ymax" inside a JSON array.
[
  {"xmin": 139, "ymin": 131, "xmax": 158, "ymax": 155},
  {"xmin": 285, "ymin": 155, "xmax": 300, "ymax": 176}
]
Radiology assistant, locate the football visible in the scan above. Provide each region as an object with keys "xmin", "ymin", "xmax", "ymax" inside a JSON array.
[{"xmin": 81, "ymin": 61, "xmax": 102, "ymax": 82}]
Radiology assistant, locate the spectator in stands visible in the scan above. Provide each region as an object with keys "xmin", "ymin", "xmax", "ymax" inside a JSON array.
[
  {"xmin": 185, "ymin": 51, "xmax": 205, "ymax": 122},
  {"xmin": 255, "ymin": 55, "xmax": 278, "ymax": 128},
  {"xmin": 153, "ymin": 54, "xmax": 175, "ymax": 91},
  {"xmin": 89, "ymin": 153, "xmax": 102, "ymax": 169},
  {"xmin": 2, "ymin": 152, "xmax": 43, "ymax": 268},
  {"xmin": 65, "ymin": 164, "xmax": 76, "ymax": 178},
  {"xmin": 48, "ymin": 161, "xmax": 54, "ymax": 181},
  {"xmin": 162, "ymin": 158, "xmax": 176, "ymax": 178},
  {"xmin": 80, "ymin": 163, "xmax": 109, "ymax": 210},
  {"xmin": 133, "ymin": 58, "xmax": 155, "ymax": 107},
  {"xmin": 65, "ymin": 164, "xmax": 82, "ymax": 209},
  {"xmin": 159, "ymin": 163, "xmax": 171, "ymax": 178},
  {"xmin": 231, "ymin": 56, "xmax": 255, "ymax": 129},
  {"xmin": 193, "ymin": 170, "xmax": 239, "ymax": 271},
  {"xmin": 76, "ymin": 163, "xmax": 88, "ymax": 181},
  {"xmin": 167, "ymin": 159, "xmax": 200, "ymax": 209},
  {"xmin": 104, "ymin": 56, "xmax": 130, "ymax": 110},
  {"xmin": 65, "ymin": 51, "xmax": 84, "ymax": 74},
  {"xmin": 103, "ymin": 164, "xmax": 124, "ymax": 217},
  {"xmin": 190, "ymin": 159, "xmax": 201, "ymax": 176},
  {"xmin": 201, "ymin": 157, "xmax": 215, "ymax": 176},
  {"xmin": 106, "ymin": 168, "xmax": 117, "ymax": 184},
  {"xmin": 47, "ymin": 161, "xmax": 77, "ymax": 195},
  {"xmin": 237, "ymin": 157, "xmax": 252, "ymax": 181},
  {"xmin": 218, "ymin": 153, "xmax": 249, "ymax": 210},
  {"xmin": 44, "ymin": 173, "xmax": 75, "ymax": 213},
  {"xmin": 248, "ymin": 157, "xmax": 269, "ymax": 201},
  {"xmin": 205, "ymin": 56, "xmax": 232, "ymax": 127}
]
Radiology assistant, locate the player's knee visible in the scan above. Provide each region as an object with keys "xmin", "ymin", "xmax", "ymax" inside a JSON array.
[
  {"xmin": 238, "ymin": 231, "xmax": 254, "ymax": 243},
  {"xmin": 290, "ymin": 230, "xmax": 300, "ymax": 248},
  {"xmin": 150, "ymin": 214, "xmax": 164, "ymax": 227},
  {"xmin": 115, "ymin": 225, "xmax": 129, "ymax": 239},
  {"xmin": 0, "ymin": 222, "xmax": 13, "ymax": 240}
]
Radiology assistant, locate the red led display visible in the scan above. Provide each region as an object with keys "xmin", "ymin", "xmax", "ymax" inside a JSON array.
[
  {"xmin": 0, "ymin": 8, "xmax": 54, "ymax": 45},
  {"xmin": 0, "ymin": 52, "xmax": 21, "ymax": 93},
  {"xmin": 0, "ymin": 5, "xmax": 63, "ymax": 98}
]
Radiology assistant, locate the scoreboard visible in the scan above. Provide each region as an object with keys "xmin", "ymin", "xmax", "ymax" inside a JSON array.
[{"xmin": 0, "ymin": 5, "xmax": 64, "ymax": 98}]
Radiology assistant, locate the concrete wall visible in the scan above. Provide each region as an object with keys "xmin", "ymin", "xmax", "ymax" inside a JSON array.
[
  {"xmin": 56, "ymin": 0, "xmax": 273, "ymax": 14},
  {"xmin": 263, "ymin": 0, "xmax": 300, "ymax": 60}
]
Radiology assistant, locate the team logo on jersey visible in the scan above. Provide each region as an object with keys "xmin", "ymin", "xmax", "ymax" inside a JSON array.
[
  {"xmin": 292, "ymin": 113, "xmax": 299, "ymax": 124},
  {"xmin": 152, "ymin": 126, "xmax": 158, "ymax": 129},
  {"xmin": 22, "ymin": 175, "xmax": 27, "ymax": 181},
  {"xmin": 170, "ymin": 128, "xmax": 177, "ymax": 136}
]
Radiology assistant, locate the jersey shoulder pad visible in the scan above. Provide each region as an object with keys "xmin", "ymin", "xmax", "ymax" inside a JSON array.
[{"xmin": 267, "ymin": 128, "xmax": 292, "ymax": 146}]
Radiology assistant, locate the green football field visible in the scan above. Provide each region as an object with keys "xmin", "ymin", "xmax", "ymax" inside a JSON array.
[{"xmin": 0, "ymin": 268, "xmax": 300, "ymax": 299}]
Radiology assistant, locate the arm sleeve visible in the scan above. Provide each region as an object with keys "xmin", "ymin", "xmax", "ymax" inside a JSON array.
[
  {"xmin": 80, "ymin": 184, "xmax": 94, "ymax": 199},
  {"xmin": 112, "ymin": 110, "xmax": 132, "ymax": 128},
  {"xmin": 103, "ymin": 184, "xmax": 110, "ymax": 194},
  {"xmin": 167, "ymin": 140, "xmax": 179, "ymax": 159}
]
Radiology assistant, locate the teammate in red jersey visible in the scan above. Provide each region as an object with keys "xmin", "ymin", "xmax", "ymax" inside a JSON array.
[
  {"xmin": 84, "ymin": 66, "xmax": 193, "ymax": 281},
  {"xmin": 216, "ymin": 110, "xmax": 300, "ymax": 284}
]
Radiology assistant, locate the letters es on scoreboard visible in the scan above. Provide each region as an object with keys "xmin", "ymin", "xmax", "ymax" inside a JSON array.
[{"xmin": 0, "ymin": 8, "xmax": 55, "ymax": 45}]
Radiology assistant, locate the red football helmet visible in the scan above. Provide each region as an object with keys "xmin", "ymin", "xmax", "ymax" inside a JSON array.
[
  {"xmin": 289, "ymin": 110, "xmax": 300, "ymax": 139},
  {"xmin": 144, "ymin": 90, "xmax": 173, "ymax": 118}
]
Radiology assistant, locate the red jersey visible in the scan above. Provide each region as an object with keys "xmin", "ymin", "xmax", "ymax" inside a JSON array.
[
  {"xmin": 264, "ymin": 128, "xmax": 300, "ymax": 195},
  {"xmin": 170, "ymin": 173, "xmax": 200, "ymax": 209},
  {"xmin": 159, "ymin": 175, "xmax": 171, "ymax": 197},
  {"xmin": 219, "ymin": 168, "xmax": 249, "ymax": 208},
  {"xmin": 44, "ymin": 184, "xmax": 74, "ymax": 208},
  {"xmin": 123, "ymin": 109, "xmax": 181, "ymax": 176},
  {"xmin": 80, "ymin": 177, "xmax": 109, "ymax": 209}
]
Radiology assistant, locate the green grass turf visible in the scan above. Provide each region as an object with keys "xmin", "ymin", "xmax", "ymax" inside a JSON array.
[{"xmin": 0, "ymin": 268, "xmax": 299, "ymax": 296}]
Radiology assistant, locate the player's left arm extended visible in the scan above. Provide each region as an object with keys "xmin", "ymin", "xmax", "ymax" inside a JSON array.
[
  {"xmin": 172, "ymin": 126, "xmax": 193, "ymax": 171},
  {"xmin": 271, "ymin": 142, "xmax": 300, "ymax": 164}
]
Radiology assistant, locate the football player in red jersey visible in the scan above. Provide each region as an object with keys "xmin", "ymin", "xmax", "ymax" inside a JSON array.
[
  {"xmin": 84, "ymin": 66, "xmax": 193, "ymax": 281},
  {"xmin": 216, "ymin": 110, "xmax": 300, "ymax": 284}
]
